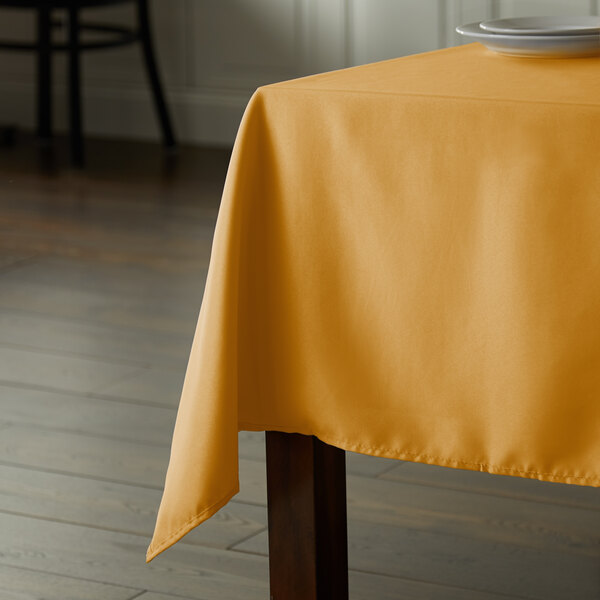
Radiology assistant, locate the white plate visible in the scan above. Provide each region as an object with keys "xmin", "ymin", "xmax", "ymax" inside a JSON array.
[
  {"xmin": 456, "ymin": 22, "xmax": 600, "ymax": 58},
  {"xmin": 480, "ymin": 16, "xmax": 600, "ymax": 36}
]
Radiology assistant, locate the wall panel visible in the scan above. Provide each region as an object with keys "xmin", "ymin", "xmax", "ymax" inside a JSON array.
[
  {"xmin": 349, "ymin": 0, "xmax": 442, "ymax": 65},
  {"xmin": 496, "ymin": 0, "xmax": 596, "ymax": 17}
]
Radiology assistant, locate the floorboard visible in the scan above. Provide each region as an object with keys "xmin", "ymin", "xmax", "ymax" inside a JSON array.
[
  {"xmin": 382, "ymin": 462, "xmax": 600, "ymax": 510},
  {"xmin": 0, "ymin": 346, "xmax": 145, "ymax": 394},
  {"xmin": 0, "ymin": 424, "xmax": 170, "ymax": 488},
  {"xmin": 0, "ymin": 384, "xmax": 177, "ymax": 445},
  {"xmin": 0, "ymin": 309, "xmax": 193, "ymax": 368},
  {"xmin": 232, "ymin": 522, "xmax": 599, "ymax": 599},
  {"xmin": 92, "ymin": 366, "xmax": 187, "ymax": 407},
  {"xmin": 0, "ymin": 564, "xmax": 140, "ymax": 600},
  {"xmin": 0, "ymin": 513, "xmax": 269, "ymax": 600},
  {"xmin": 0, "ymin": 277, "xmax": 203, "ymax": 335}
]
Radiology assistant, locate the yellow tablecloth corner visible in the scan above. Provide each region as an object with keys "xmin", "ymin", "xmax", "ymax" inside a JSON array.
[{"xmin": 148, "ymin": 43, "xmax": 600, "ymax": 562}]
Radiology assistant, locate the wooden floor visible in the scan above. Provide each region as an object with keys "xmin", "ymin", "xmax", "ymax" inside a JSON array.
[{"xmin": 0, "ymin": 135, "xmax": 598, "ymax": 600}]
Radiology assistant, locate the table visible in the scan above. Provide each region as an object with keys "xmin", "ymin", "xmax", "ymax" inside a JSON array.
[{"xmin": 147, "ymin": 43, "xmax": 600, "ymax": 598}]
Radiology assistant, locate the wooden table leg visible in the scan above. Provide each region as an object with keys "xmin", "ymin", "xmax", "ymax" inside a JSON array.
[{"xmin": 265, "ymin": 431, "xmax": 349, "ymax": 600}]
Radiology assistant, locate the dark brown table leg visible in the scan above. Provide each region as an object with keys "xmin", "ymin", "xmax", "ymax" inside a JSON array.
[{"xmin": 265, "ymin": 431, "xmax": 348, "ymax": 600}]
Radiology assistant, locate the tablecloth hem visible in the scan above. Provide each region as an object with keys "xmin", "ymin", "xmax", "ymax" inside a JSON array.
[
  {"xmin": 238, "ymin": 422, "xmax": 599, "ymax": 487},
  {"xmin": 145, "ymin": 484, "xmax": 240, "ymax": 563}
]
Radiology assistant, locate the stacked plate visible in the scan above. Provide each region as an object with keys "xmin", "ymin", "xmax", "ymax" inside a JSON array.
[{"xmin": 456, "ymin": 16, "xmax": 600, "ymax": 58}]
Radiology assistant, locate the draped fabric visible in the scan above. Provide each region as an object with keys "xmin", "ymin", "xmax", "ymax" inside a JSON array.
[{"xmin": 147, "ymin": 43, "xmax": 600, "ymax": 562}]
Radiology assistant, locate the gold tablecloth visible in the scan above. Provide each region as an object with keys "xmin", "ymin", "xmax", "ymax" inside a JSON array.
[{"xmin": 148, "ymin": 43, "xmax": 600, "ymax": 561}]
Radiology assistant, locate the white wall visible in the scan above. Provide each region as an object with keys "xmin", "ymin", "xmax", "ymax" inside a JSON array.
[{"xmin": 0, "ymin": 0, "xmax": 597, "ymax": 146}]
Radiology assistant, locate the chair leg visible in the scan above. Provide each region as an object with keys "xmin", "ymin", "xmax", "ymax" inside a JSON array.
[
  {"xmin": 136, "ymin": 0, "xmax": 176, "ymax": 148},
  {"xmin": 36, "ymin": 6, "xmax": 52, "ymax": 141},
  {"xmin": 68, "ymin": 6, "xmax": 84, "ymax": 167}
]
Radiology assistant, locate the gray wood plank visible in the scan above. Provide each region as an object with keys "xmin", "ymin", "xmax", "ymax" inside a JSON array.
[
  {"xmin": 0, "ymin": 513, "xmax": 269, "ymax": 600},
  {"xmin": 0, "ymin": 424, "xmax": 169, "ymax": 488},
  {"xmin": 0, "ymin": 384, "xmax": 177, "ymax": 445},
  {"xmin": 0, "ymin": 256, "xmax": 202, "ymax": 297},
  {"xmin": 349, "ymin": 570, "xmax": 517, "ymax": 600},
  {"xmin": 93, "ymin": 367, "xmax": 186, "ymax": 408},
  {"xmin": 0, "ymin": 564, "xmax": 140, "ymax": 600},
  {"xmin": 0, "ymin": 196, "xmax": 217, "ymax": 268},
  {"xmin": 0, "ymin": 221, "xmax": 210, "ymax": 264},
  {"xmin": 0, "ymin": 346, "xmax": 144, "ymax": 395},
  {"xmin": 0, "ymin": 309, "xmax": 192, "ymax": 369},
  {"xmin": 0, "ymin": 464, "xmax": 267, "ymax": 550},
  {"xmin": 138, "ymin": 571, "xmax": 518, "ymax": 600},
  {"xmin": 0, "ymin": 279, "xmax": 199, "ymax": 335},
  {"xmin": 238, "ymin": 431, "xmax": 266, "ymax": 461},
  {"xmin": 128, "ymin": 595, "xmax": 193, "ymax": 600},
  {"xmin": 0, "ymin": 564, "xmax": 141, "ymax": 600},
  {"xmin": 382, "ymin": 462, "xmax": 600, "ymax": 510},
  {"xmin": 345, "ymin": 473, "xmax": 600, "ymax": 556},
  {"xmin": 0, "ymin": 176, "xmax": 221, "ymax": 220},
  {"xmin": 232, "ymin": 522, "xmax": 600, "ymax": 600},
  {"xmin": 345, "ymin": 450, "xmax": 400, "ymax": 478}
]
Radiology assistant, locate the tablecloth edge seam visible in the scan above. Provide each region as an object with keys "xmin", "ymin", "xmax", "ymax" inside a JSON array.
[
  {"xmin": 145, "ymin": 484, "xmax": 240, "ymax": 563},
  {"xmin": 238, "ymin": 422, "xmax": 599, "ymax": 487}
]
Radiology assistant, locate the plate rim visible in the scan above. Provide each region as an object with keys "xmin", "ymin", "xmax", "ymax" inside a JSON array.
[
  {"xmin": 456, "ymin": 21, "xmax": 600, "ymax": 42},
  {"xmin": 479, "ymin": 15, "xmax": 600, "ymax": 36}
]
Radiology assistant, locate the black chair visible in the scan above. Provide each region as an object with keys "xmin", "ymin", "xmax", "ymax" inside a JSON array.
[{"xmin": 0, "ymin": 0, "xmax": 176, "ymax": 166}]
